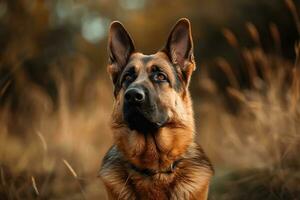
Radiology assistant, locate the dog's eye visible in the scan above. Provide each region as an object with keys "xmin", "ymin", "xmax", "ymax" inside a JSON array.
[
  {"xmin": 153, "ymin": 72, "xmax": 168, "ymax": 82},
  {"xmin": 123, "ymin": 74, "xmax": 133, "ymax": 82}
]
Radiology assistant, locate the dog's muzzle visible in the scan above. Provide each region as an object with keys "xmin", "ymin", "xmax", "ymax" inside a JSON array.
[{"xmin": 123, "ymin": 86, "xmax": 168, "ymax": 133}]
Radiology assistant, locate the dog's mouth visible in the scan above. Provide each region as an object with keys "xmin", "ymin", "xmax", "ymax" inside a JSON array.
[{"xmin": 123, "ymin": 107, "xmax": 168, "ymax": 133}]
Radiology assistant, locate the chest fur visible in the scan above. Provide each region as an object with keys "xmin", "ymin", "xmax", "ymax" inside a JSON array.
[{"xmin": 100, "ymin": 163, "xmax": 211, "ymax": 200}]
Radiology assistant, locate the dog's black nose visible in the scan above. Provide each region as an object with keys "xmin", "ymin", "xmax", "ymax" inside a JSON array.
[{"xmin": 125, "ymin": 88, "xmax": 145, "ymax": 104}]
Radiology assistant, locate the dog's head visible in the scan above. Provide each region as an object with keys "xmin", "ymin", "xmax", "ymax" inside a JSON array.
[{"xmin": 107, "ymin": 18, "xmax": 196, "ymax": 169}]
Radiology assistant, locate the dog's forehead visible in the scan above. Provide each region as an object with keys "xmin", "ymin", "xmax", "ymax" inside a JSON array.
[
  {"xmin": 128, "ymin": 52, "xmax": 170, "ymax": 69},
  {"xmin": 126, "ymin": 52, "xmax": 179, "ymax": 88}
]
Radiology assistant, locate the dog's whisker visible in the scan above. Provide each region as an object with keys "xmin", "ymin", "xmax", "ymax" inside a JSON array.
[{"xmin": 117, "ymin": 173, "xmax": 131, "ymax": 200}]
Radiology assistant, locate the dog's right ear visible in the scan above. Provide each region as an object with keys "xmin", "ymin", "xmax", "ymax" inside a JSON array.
[{"xmin": 107, "ymin": 21, "xmax": 135, "ymax": 85}]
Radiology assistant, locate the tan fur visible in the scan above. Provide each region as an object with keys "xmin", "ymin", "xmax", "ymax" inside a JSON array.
[{"xmin": 100, "ymin": 19, "xmax": 213, "ymax": 200}]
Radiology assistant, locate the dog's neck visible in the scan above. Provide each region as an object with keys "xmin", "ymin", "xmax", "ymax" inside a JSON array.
[{"xmin": 127, "ymin": 158, "xmax": 182, "ymax": 176}]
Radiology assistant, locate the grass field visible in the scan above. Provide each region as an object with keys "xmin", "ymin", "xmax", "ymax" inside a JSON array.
[{"xmin": 0, "ymin": 0, "xmax": 299, "ymax": 199}]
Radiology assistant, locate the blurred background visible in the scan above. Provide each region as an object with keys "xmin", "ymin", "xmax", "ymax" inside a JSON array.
[{"xmin": 0, "ymin": 0, "xmax": 299, "ymax": 199}]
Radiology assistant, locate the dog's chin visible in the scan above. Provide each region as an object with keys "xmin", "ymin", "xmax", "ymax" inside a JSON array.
[{"xmin": 124, "ymin": 109, "xmax": 167, "ymax": 134}]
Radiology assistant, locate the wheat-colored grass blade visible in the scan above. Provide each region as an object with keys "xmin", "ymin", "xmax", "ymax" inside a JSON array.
[
  {"xmin": 31, "ymin": 176, "xmax": 39, "ymax": 196},
  {"xmin": 216, "ymin": 58, "xmax": 240, "ymax": 89},
  {"xmin": 242, "ymin": 48, "xmax": 258, "ymax": 89},
  {"xmin": 295, "ymin": 41, "xmax": 300, "ymax": 67},
  {"xmin": 285, "ymin": 0, "xmax": 300, "ymax": 35},
  {"xmin": 227, "ymin": 87, "xmax": 246, "ymax": 103},
  {"xmin": 252, "ymin": 49, "xmax": 272, "ymax": 84},
  {"xmin": 62, "ymin": 159, "xmax": 86, "ymax": 199},
  {"xmin": 0, "ymin": 80, "xmax": 11, "ymax": 97},
  {"xmin": 269, "ymin": 22, "xmax": 282, "ymax": 54},
  {"xmin": 246, "ymin": 22, "xmax": 261, "ymax": 47},
  {"xmin": 0, "ymin": 167, "xmax": 5, "ymax": 186},
  {"xmin": 36, "ymin": 131, "xmax": 48, "ymax": 152},
  {"xmin": 222, "ymin": 28, "xmax": 239, "ymax": 49},
  {"xmin": 62, "ymin": 159, "xmax": 78, "ymax": 178}
]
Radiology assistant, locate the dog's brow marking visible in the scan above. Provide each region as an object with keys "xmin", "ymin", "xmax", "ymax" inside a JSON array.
[
  {"xmin": 127, "ymin": 53, "xmax": 144, "ymax": 68},
  {"xmin": 148, "ymin": 57, "xmax": 176, "ymax": 85},
  {"xmin": 124, "ymin": 66, "xmax": 136, "ymax": 74},
  {"xmin": 141, "ymin": 55, "xmax": 154, "ymax": 64}
]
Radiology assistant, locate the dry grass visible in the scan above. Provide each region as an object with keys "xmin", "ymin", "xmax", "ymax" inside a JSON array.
[
  {"xmin": 0, "ymin": 57, "xmax": 113, "ymax": 199},
  {"xmin": 197, "ymin": 2, "xmax": 300, "ymax": 198}
]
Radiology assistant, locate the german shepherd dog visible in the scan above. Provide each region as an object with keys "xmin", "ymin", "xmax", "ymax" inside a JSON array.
[{"xmin": 99, "ymin": 18, "xmax": 213, "ymax": 200}]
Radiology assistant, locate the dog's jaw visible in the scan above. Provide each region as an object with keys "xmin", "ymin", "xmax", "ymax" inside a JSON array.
[
  {"xmin": 123, "ymin": 107, "xmax": 168, "ymax": 134},
  {"xmin": 110, "ymin": 89, "xmax": 195, "ymax": 172}
]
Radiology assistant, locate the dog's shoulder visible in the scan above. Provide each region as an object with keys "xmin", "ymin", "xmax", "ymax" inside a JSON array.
[
  {"xmin": 168, "ymin": 143, "xmax": 213, "ymax": 199},
  {"xmin": 99, "ymin": 145, "xmax": 124, "ymax": 175},
  {"xmin": 184, "ymin": 143, "xmax": 214, "ymax": 172},
  {"xmin": 99, "ymin": 145, "xmax": 136, "ymax": 199}
]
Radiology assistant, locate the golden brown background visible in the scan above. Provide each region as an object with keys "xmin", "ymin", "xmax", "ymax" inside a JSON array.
[{"xmin": 0, "ymin": 0, "xmax": 299, "ymax": 199}]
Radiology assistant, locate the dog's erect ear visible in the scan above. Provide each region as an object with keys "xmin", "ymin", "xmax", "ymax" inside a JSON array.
[
  {"xmin": 163, "ymin": 18, "xmax": 195, "ymax": 86},
  {"xmin": 107, "ymin": 21, "xmax": 135, "ymax": 84}
]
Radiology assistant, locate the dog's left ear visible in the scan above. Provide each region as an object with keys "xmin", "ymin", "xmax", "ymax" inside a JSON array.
[{"xmin": 163, "ymin": 18, "xmax": 195, "ymax": 86}]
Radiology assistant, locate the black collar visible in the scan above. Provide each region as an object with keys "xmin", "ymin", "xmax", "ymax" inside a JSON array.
[{"xmin": 128, "ymin": 159, "xmax": 182, "ymax": 176}]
